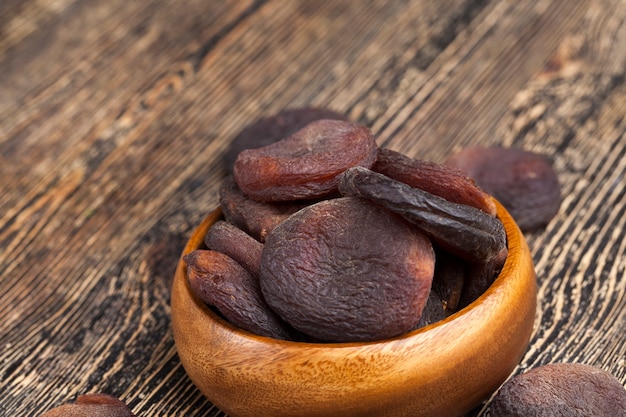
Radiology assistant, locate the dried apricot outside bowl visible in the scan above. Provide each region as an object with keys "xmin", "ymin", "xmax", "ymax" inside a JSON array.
[{"xmin": 170, "ymin": 199, "xmax": 536, "ymax": 417}]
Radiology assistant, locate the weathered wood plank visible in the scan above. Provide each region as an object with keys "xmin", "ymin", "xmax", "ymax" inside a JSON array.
[
  {"xmin": 0, "ymin": 0, "xmax": 260, "ymax": 216},
  {"xmin": 371, "ymin": 0, "xmax": 589, "ymax": 157}
]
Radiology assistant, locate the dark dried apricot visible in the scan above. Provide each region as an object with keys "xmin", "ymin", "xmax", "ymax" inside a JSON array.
[
  {"xmin": 373, "ymin": 148, "xmax": 496, "ymax": 215},
  {"xmin": 445, "ymin": 146, "xmax": 561, "ymax": 231},
  {"xmin": 338, "ymin": 166, "xmax": 507, "ymax": 264},
  {"xmin": 431, "ymin": 249, "xmax": 466, "ymax": 314},
  {"xmin": 39, "ymin": 393, "xmax": 135, "ymax": 417},
  {"xmin": 259, "ymin": 197, "xmax": 435, "ymax": 342},
  {"xmin": 458, "ymin": 246, "xmax": 508, "ymax": 308},
  {"xmin": 491, "ymin": 363, "xmax": 626, "ymax": 417},
  {"xmin": 413, "ymin": 290, "xmax": 446, "ymax": 329},
  {"xmin": 219, "ymin": 177, "xmax": 306, "ymax": 242},
  {"xmin": 184, "ymin": 250, "xmax": 292, "ymax": 340},
  {"xmin": 204, "ymin": 220, "xmax": 263, "ymax": 277},
  {"xmin": 225, "ymin": 108, "xmax": 348, "ymax": 171},
  {"xmin": 233, "ymin": 119, "xmax": 378, "ymax": 201}
]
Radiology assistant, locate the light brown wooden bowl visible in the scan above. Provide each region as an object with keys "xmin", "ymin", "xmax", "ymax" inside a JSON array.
[{"xmin": 171, "ymin": 200, "xmax": 536, "ymax": 417}]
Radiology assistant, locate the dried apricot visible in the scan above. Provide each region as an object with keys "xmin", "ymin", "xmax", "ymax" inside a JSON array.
[
  {"xmin": 491, "ymin": 363, "xmax": 626, "ymax": 416},
  {"xmin": 259, "ymin": 197, "xmax": 435, "ymax": 342},
  {"xmin": 219, "ymin": 177, "xmax": 306, "ymax": 242},
  {"xmin": 225, "ymin": 108, "xmax": 348, "ymax": 171},
  {"xmin": 204, "ymin": 220, "xmax": 263, "ymax": 277},
  {"xmin": 413, "ymin": 290, "xmax": 446, "ymax": 329},
  {"xmin": 373, "ymin": 148, "xmax": 496, "ymax": 215},
  {"xmin": 458, "ymin": 247, "xmax": 508, "ymax": 308},
  {"xmin": 184, "ymin": 250, "xmax": 292, "ymax": 340},
  {"xmin": 338, "ymin": 166, "xmax": 507, "ymax": 264},
  {"xmin": 39, "ymin": 393, "xmax": 135, "ymax": 417},
  {"xmin": 431, "ymin": 249, "xmax": 465, "ymax": 314},
  {"xmin": 445, "ymin": 146, "xmax": 561, "ymax": 231},
  {"xmin": 233, "ymin": 119, "xmax": 378, "ymax": 201}
]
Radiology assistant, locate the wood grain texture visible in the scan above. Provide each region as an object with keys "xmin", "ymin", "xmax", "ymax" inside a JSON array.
[{"xmin": 1, "ymin": 0, "xmax": 624, "ymax": 416}]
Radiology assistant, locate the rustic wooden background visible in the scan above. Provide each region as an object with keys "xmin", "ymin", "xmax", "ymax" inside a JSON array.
[{"xmin": 1, "ymin": 0, "xmax": 625, "ymax": 415}]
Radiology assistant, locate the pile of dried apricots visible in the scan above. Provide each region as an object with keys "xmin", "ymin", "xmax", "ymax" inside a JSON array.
[{"xmin": 184, "ymin": 109, "xmax": 560, "ymax": 343}]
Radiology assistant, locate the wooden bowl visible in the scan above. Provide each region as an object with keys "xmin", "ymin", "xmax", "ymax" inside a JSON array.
[{"xmin": 171, "ymin": 200, "xmax": 536, "ymax": 417}]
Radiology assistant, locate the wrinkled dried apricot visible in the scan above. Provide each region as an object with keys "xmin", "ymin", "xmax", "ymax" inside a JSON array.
[
  {"xmin": 431, "ymin": 249, "xmax": 465, "ymax": 314},
  {"xmin": 459, "ymin": 247, "xmax": 508, "ymax": 308},
  {"xmin": 233, "ymin": 119, "xmax": 378, "ymax": 201},
  {"xmin": 39, "ymin": 393, "xmax": 135, "ymax": 417},
  {"xmin": 219, "ymin": 177, "xmax": 306, "ymax": 242},
  {"xmin": 413, "ymin": 290, "xmax": 446, "ymax": 329},
  {"xmin": 373, "ymin": 148, "xmax": 496, "ymax": 215},
  {"xmin": 338, "ymin": 166, "xmax": 507, "ymax": 264},
  {"xmin": 225, "ymin": 108, "xmax": 348, "ymax": 171},
  {"xmin": 491, "ymin": 363, "xmax": 626, "ymax": 417},
  {"xmin": 184, "ymin": 250, "xmax": 292, "ymax": 340},
  {"xmin": 445, "ymin": 146, "xmax": 561, "ymax": 231},
  {"xmin": 204, "ymin": 220, "xmax": 263, "ymax": 277},
  {"xmin": 259, "ymin": 197, "xmax": 435, "ymax": 342}
]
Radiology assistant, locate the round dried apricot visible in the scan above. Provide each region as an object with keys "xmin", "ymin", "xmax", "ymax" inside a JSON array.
[
  {"xmin": 225, "ymin": 107, "xmax": 348, "ymax": 171},
  {"xmin": 204, "ymin": 220, "xmax": 264, "ymax": 277},
  {"xmin": 219, "ymin": 177, "xmax": 306, "ymax": 242},
  {"xmin": 233, "ymin": 120, "xmax": 378, "ymax": 202},
  {"xmin": 445, "ymin": 146, "xmax": 561, "ymax": 231},
  {"xmin": 491, "ymin": 363, "xmax": 626, "ymax": 416},
  {"xmin": 259, "ymin": 197, "xmax": 435, "ymax": 342},
  {"xmin": 184, "ymin": 250, "xmax": 292, "ymax": 340}
]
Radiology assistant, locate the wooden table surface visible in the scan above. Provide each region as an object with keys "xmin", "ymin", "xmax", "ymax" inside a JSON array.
[{"xmin": 1, "ymin": 0, "xmax": 625, "ymax": 415}]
